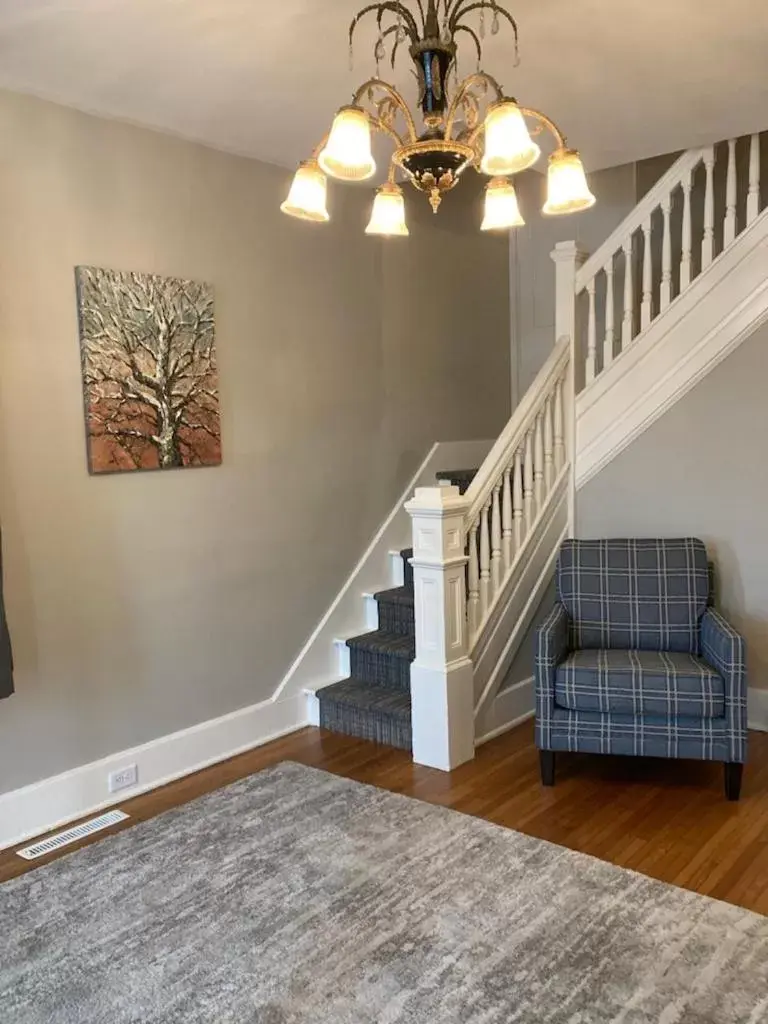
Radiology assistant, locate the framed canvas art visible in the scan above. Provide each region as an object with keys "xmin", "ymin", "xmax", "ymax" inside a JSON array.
[{"xmin": 76, "ymin": 266, "xmax": 221, "ymax": 474}]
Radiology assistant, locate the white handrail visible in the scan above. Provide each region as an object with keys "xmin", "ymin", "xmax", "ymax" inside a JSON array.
[
  {"xmin": 575, "ymin": 147, "xmax": 705, "ymax": 293},
  {"xmin": 464, "ymin": 337, "xmax": 569, "ymax": 524}
]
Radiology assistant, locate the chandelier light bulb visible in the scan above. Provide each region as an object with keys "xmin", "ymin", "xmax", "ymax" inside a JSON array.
[
  {"xmin": 319, "ymin": 106, "xmax": 376, "ymax": 182},
  {"xmin": 481, "ymin": 177, "xmax": 525, "ymax": 231},
  {"xmin": 481, "ymin": 100, "xmax": 541, "ymax": 177},
  {"xmin": 280, "ymin": 160, "xmax": 330, "ymax": 222},
  {"xmin": 542, "ymin": 148, "xmax": 596, "ymax": 215},
  {"xmin": 365, "ymin": 183, "xmax": 409, "ymax": 236}
]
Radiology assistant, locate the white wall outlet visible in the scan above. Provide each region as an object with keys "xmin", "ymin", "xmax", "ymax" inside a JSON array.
[{"xmin": 108, "ymin": 763, "xmax": 138, "ymax": 793}]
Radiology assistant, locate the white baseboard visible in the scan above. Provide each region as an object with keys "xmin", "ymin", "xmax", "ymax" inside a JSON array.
[
  {"xmin": 0, "ymin": 692, "xmax": 307, "ymax": 851},
  {"xmin": 272, "ymin": 438, "xmax": 494, "ymax": 703},
  {"xmin": 748, "ymin": 687, "xmax": 768, "ymax": 732},
  {"xmin": 475, "ymin": 676, "xmax": 535, "ymax": 746}
]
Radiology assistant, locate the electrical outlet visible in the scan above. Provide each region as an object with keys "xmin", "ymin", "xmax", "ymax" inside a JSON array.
[{"xmin": 108, "ymin": 763, "xmax": 138, "ymax": 793}]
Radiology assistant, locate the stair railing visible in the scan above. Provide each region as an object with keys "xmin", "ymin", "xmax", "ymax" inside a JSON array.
[
  {"xmin": 575, "ymin": 133, "xmax": 764, "ymax": 386},
  {"xmin": 462, "ymin": 337, "xmax": 570, "ymax": 647},
  {"xmin": 405, "ymin": 328, "xmax": 575, "ymax": 772}
]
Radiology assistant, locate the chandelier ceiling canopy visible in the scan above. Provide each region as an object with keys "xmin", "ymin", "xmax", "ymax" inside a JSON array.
[{"xmin": 280, "ymin": 0, "xmax": 596, "ymax": 236}]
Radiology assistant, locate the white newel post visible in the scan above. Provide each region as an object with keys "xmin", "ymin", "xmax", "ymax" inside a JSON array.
[
  {"xmin": 551, "ymin": 241, "xmax": 587, "ymax": 536},
  {"xmin": 405, "ymin": 486, "xmax": 475, "ymax": 771}
]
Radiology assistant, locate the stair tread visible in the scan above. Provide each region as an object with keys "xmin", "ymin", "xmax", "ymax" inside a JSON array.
[
  {"xmin": 435, "ymin": 467, "xmax": 478, "ymax": 477},
  {"xmin": 316, "ymin": 678, "xmax": 411, "ymax": 718},
  {"xmin": 373, "ymin": 585, "xmax": 414, "ymax": 605},
  {"xmin": 346, "ymin": 630, "xmax": 415, "ymax": 658}
]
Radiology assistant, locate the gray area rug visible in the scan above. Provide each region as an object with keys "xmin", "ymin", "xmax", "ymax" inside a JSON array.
[{"xmin": 2, "ymin": 762, "xmax": 768, "ymax": 1023}]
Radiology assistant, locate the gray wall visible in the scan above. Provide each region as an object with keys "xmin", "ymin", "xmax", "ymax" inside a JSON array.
[
  {"xmin": 577, "ymin": 322, "xmax": 768, "ymax": 691},
  {"xmin": 0, "ymin": 90, "xmax": 510, "ymax": 793}
]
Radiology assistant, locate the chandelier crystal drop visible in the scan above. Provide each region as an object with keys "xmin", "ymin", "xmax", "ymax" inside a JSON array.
[{"xmin": 280, "ymin": 0, "xmax": 596, "ymax": 234}]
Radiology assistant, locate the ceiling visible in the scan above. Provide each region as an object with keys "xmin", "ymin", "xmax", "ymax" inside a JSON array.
[{"xmin": 0, "ymin": 0, "xmax": 766, "ymax": 172}]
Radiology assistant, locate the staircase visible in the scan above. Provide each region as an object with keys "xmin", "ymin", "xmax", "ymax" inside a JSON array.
[
  {"xmin": 316, "ymin": 470, "xmax": 477, "ymax": 749},
  {"xmin": 313, "ymin": 129, "xmax": 768, "ymax": 767}
]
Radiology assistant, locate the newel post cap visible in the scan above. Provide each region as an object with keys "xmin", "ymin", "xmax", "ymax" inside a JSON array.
[
  {"xmin": 405, "ymin": 484, "xmax": 468, "ymax": 517},
  {"xmin": 550, "ymin": 240, "xmax": 589, "ymax": 264}
]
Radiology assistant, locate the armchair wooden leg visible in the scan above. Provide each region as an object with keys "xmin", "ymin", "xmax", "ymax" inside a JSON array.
[
  {"xmin": 540, "ymin": 750, "xmax": 556, "ymax": 787},
  {"xmin": 724, "ymin": 763, "xmax": 743, "ymax": 801}
]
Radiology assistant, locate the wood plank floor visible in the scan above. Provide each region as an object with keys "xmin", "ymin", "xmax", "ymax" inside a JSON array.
[{"xmin": 3, "ymin": 722, "xmax": 768, "ymax": 915}]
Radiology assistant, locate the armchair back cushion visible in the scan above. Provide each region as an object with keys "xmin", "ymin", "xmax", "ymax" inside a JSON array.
[{"xmin": 557, "ymin": 538, "xmax": 709, "ymax": 654}]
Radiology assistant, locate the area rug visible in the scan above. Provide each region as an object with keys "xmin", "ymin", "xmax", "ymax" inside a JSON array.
[{"xmin": 2, "ymin": 762, "xmax": 767, "ymax": 1023}]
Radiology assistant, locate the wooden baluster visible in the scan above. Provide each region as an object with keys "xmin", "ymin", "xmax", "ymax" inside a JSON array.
[
  {"xmin": 523, "ymin": 430, "xmax": 534, "ymax": 534},
  {"xmin": 680, "ymin": 169, "xmax": 692, "ymax": 290},
  {"xmin": 533, "ymin": 413, "xmax": 544, "ymax": 513},
  {"xmin": 747, "ymin": 133, "xmax": 760, "ymax": 225},
  {"xmin": 641, "ymin": 217, "xmax": 652, "ymax": 330},
  {"xmin": 490, "ymin": 483, "xmax": 502, "ymax": 596},
  {"xmin": 512, "ymin": 448, "xmax": 524, "ymax": 551},
  {"xmin": 603, "ymin": 258, "xmax": 615, "ymax": 369},
  {"xmin": 479, "ymin": 502, "xmax": 491, "ymax": 618},
  {"xmin": 702, "ymin": 146, "xmax": 715, "ymax": 268},
  {"xmin": 467, "ymin": 521, "xmax": 480, "ymax": 638},
  {"xmin": 724, "ymin": 138, "xmax": 737, "ymax": 246},
  {"xmin": 553, "ymin": 377, "xmax": 565, "ymax": 472},
  {"xmin": 501, "ymin": 467, "xmax": 513, "ymax": 571},
  {"xmin": 660, "ymin": 195, "xmax": 672, "ymax": 311},
  {"xmin": 621, "ymin": 237, "xmax": 634, "ymax": 348},
  {"xmin": 543, "ymin": 395, "xmax": 554, "ymax": 494},
  {"xmin": 586, "ymin": 279, "xmax": 597, "ymax": 383}
]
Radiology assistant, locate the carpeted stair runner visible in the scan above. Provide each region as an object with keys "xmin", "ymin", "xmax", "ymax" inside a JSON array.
[{"xmin": 317, "ymin": 468, "xmax": 476, "ymax": 750}]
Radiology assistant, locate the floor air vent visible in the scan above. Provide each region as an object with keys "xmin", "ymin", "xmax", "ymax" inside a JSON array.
[{"xmin": 16, "ymin": 809, "xmax": 129, "ymax": 860}]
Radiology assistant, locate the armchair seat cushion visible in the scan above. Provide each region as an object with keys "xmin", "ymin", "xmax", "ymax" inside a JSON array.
[{"xmin": 554, "ymin": 649, "xmax": 724, "ymax": 719}]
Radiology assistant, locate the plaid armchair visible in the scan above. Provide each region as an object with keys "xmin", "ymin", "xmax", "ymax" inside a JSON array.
[{"xmin": 535, "ymin": 538, "xmax": 748, "ymax": 800}]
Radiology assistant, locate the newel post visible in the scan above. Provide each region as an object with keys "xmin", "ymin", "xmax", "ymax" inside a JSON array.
[
  {"xmin": 405, "ymin": 485, "xmax": 475, "ymax": 771},
  {"xmin": 551, "ymin": 240, "xmax": 588, "ymax": 537}
]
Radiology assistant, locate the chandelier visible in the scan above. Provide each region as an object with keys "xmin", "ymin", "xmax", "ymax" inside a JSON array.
[{"xmin": 280, "ymin": 0, "xmax": 596, "ymax": 235}]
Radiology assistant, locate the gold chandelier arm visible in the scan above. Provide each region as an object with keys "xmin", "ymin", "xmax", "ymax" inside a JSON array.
[
  {"xmin": 352, "ymin": 78, "xmax": 418, "ymax": 142},
  {"xmin": 368, "ymin": 114, "xmax": 408, "ymax": 149},
  {"xmin": 310, "ymin": 134, "xmax": 330, "ymax": 160},
  {"xmin": 517, "ymin": 106, "xmax": 568, "ymax": 149},
  {"xmin": 443, "ymin": 71, "xmax": 504, "ymax": 141}
]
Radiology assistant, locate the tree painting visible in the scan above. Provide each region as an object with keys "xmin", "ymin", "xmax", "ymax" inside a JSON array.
[{"xmin": 76, "ymin": 266, "xmax": 221, "ymax": 474}]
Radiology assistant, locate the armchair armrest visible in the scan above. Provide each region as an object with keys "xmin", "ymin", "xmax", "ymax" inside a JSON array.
[
  {"xmin": 701, "ymin": 608, "xmax": 747, "ymax": 762},
  {"xmin": 535, "ymin": 603, "xmax": 570, "ymax": 750}
]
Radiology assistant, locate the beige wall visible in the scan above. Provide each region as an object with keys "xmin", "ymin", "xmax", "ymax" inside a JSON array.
[
  {"xmin": 577, "ymin": 322, "xmax": 768, "ymax": 690},
  {"xmin": 0, "ymin": 90, "xmax": 510, "ymax": 793}
]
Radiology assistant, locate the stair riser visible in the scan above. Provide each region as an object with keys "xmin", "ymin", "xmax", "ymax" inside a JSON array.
[
  {"xmin": 376, "ymin": 600, "xmax": 414, "ymax": 638},
  {"xmin": 401, "ymin": 552, "xmax": 413, "ymax": 589},
  {"xmin": 349, "ymin": 647, "xmax": 411, "ymax": 691},
  {"xmin": 318, "ymin": 701, "xmax": 412, "ymax": 750}
]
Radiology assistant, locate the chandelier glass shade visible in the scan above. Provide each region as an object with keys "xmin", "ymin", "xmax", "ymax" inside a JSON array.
[
  {"xmin": 318, "ymin": 106, "xmax": 377, "ymax": 181},
  {"xmin": 280, "ymin": 0, "xmax": 596, "ymax": 235},
  {"xmin": 542, "ymin": 147, "xmax": 597, "ymax": 215},
  {"xmin": 366, "ymin": 183, "xmax": 410, "ymax": 235},
  {"xmin": 279, "ymin": 160, "xmax": 330, "ymax": 222},
  {"xmin": 481, "ymin": 177, "xmax": 524, "ymax": 231},
  {"xmin": 480, "ymin": 101, "xmax": 540, "ymax": 177}
]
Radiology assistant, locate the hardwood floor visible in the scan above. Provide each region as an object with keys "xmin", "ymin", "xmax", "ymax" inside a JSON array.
[{"xmin": 3, "ymin": 722, "xmax": 768, "ymax": 915}]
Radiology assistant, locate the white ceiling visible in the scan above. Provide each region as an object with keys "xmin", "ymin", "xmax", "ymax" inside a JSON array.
[{"xmin": 0, "ymin": 0, "xmax": 766, "ymax": 172}]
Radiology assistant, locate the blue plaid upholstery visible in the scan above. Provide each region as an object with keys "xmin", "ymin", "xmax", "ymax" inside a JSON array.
[
  {"xmin": 536, "ymin": 539, "xmax": 747, "ymax": 765},
  {"xmin": 555, "ymin": 649, "xmax": 724, "ymax": 718},
  {"xmin": 557, "ymin": 538, "xmax": 709, "ymax": 653}
]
